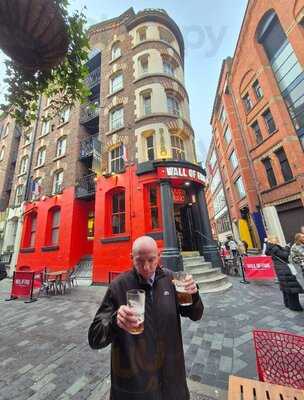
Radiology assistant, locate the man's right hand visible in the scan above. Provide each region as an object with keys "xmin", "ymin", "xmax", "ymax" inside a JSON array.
[{"xmin": 117, "ymin": 305, "xmax": 139, "ymax": 333}]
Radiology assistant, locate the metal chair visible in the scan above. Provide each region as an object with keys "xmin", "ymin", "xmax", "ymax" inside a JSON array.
[{"xmin": 253, "ymin": 329, "xmax": 304, "ymax": 389}]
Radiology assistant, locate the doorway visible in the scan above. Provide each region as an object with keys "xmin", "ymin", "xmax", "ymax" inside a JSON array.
[{"xmin": 174, "ymin": 204, "xmax": 198, "ymax": 251}]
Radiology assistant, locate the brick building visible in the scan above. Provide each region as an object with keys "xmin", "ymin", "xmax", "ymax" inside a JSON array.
[
  {"xmin": 207, "ymin": 0, "xmax": 304, "ymax": 246},
  {"xmin": 0, "ymin": 8, "xmax": 219, "ymax": 280}
]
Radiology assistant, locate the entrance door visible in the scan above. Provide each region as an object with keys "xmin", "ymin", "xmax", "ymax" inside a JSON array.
[
  {"xmin": 180, "ymin": 205, "xmax": 197, "ymax": 251},
  {"xmin": 277, "ymin": 200, "xmax": 304, "ymax": 243}
]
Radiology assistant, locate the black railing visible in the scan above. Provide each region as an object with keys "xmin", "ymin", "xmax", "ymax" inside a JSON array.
[
  {"xmin": 79, "ymin": 99, "xmax": 100, "ymax": 124},
  {"xmin": 79, "ymin": 135, "xmax": 101, "ymax": 159},
  {"xmin": 75, "ymin": 173, "xmax": 96, "ymax": 198},
  {"xmin": 85, "ymin": 67, "xmax": 101, "ymax": 89}
]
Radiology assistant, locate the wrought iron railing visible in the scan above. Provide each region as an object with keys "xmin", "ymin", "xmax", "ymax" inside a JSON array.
[
  {"xmin": 79, "ymin": 135, "xmax": 101, "ymax": 159},
  {"xmin": 75, "ymin": 173, "xmax": 96, "ymax": 198}
]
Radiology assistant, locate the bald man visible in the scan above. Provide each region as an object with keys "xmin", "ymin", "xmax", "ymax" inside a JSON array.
[{"xmin": 88, "ymin": 236, "xmax": 204, "ymax": 400}]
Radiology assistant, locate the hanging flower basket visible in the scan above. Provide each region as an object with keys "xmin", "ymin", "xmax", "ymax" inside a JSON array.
[{"xmin": 0, "ymin": 0, "xmax": 69, "ymax": 71}]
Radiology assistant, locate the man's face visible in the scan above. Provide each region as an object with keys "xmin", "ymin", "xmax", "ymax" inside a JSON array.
[{"xmin": 132, "ymin": 246, "xmax": 159, "ymax": 280}]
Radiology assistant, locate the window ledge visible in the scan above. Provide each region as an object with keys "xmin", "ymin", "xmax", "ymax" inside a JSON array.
[
  {"xmin": 17, "ymin": 172, "xmax": 27, "ymax": 178},
  {"xmin": 132, "ymin": 40, "xmax": 182, "ymax": 62},
  {"xmin": 100, "ymin": 236, "xmax": 130, "ymax": 244},
  {"xmin": 109, "ymin": 55, "xmax": 122, "ymax": 65},
  {"xmin": 33, "ymin": 164, "xmax": 45, "ymax": 170},
  {"xmin": 250, "ymin": 130, "xmax": 279, "ymax": 151},
  {"xmin": 21, "ymin": 142, "xmax": 31, "ymax": 149},
  {"xmin": 41, "ymin": 245, "xmax": 59, "ymax": 252},
  {"xmin": 261, "ymin": 178, "xmax": 296, "ymax": 195},
  {"xmin": 52, "ymin": 154, "xmax": 66, "ymax": 162},
  {"xmin": 105, "ymin": 126, "xmax": 125, "ymax": 136},
  {"xmin": 57, "ymin": 121, "xmax": 69, "ymax": 129},
  {"xmin": 107, "ymin": 87, "xmax": 124, "ymax": 99},
  {"xmin": 38, "ymin": 133, "xmax": 50, "ymax": 139},
  {"xmin": 20, "ymin": 247, "xmax": 35, "ymax": 253}
]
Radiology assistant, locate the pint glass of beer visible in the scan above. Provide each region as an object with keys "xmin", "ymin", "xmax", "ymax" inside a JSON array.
[
  {"xmin": 126, "ymin": 289, "xmax": 145, "ymax": 335},
  {"xmin": 173, "ymin": 271, "xmax": 193, "ymax": 306}
]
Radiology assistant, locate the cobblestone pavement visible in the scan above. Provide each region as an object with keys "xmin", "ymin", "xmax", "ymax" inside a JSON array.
[{"xmin": 1, "ymin": 276, "xmax": 303, "ymax": 399}]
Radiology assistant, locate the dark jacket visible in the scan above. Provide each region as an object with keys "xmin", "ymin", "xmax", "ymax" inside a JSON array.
[
  {"xmin": 88, "ymin": 267, "xmax": 204, "ymax": 400},
  {"xmin": 265, "ymin": 243, "xmax": 303, "ymax": 294}
]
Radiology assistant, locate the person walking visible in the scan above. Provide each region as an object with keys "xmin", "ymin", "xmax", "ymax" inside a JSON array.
[
  {"xmin": 265, "ymin": 236, "xmax": 303, "ymax": 311},
  {"xmin": 289, "ymin": 233, "xmax": 304, "ymax": 289},
  {"xmin": 228, "ymin": 237, "xmax": 238, "ymax": 258},
  {"xmin": 88, "ymin": 236, "xmax": 204, "ymax": 400}
]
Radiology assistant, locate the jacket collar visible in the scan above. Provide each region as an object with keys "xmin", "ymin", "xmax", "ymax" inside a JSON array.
[{"xmin": 132, "ymin": 266, "xmax": 166, "ymax": 286}]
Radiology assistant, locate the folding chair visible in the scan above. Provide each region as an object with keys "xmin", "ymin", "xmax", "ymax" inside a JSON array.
[{"xmin": 253, "ymin": 329, "xmax": 304, "ymax": 389}]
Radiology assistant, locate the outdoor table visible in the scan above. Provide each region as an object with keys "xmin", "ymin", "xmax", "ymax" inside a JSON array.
[{"xmin": 228, "ymin": 375, "xmax": 304, "ymax": 400}]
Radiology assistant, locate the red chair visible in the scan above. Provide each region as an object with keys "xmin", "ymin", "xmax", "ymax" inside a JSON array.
[{"xmin": 253, "ymin": 329, "xmax": 304, "ymax": 389}]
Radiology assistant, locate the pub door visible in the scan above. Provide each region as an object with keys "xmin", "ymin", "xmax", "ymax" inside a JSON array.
[{"xmin": 179, "ymin": 205, "xmax": 197, "ymax": 251}]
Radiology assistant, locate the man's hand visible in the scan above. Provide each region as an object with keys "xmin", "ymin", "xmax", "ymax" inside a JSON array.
[
  {"xmin": 117, "ymin": 305, "xmax": 140, "ymax": 333},
  {"xmin": 184, "ymin": 274, "xmax": 198, "ymax": 295}
]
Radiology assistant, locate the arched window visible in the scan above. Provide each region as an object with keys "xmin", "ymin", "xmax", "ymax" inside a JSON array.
[
  {"xmin": 23, "ymin": 212, "xmax": 37, "ymax": 248},
  {"xmin": 257, "ymin": 11, "xmax": 304, "ymax": 146},
  {"xmin": 56, "ymin": 136, "xmax": 67, "ymax": 157},
  {"xmin": 111, "ymin": 190, "xmax": 125, "ymax": 234},
  {"xmin": 0, "ymin": 146, "xmax": 5, "ymax": 161},
  {"xmin": 15, "ymin": 184, "xmax": 24, "ymax": 206},
  {"xmin": 52, "ymin": 169, "xmax": 64, "ymax": 194},
  {"xmin": 171, "ymin": 135, "xmax": 185, "ymax": 160},
  {"xmin": 45, "ymin": 207, "xmax": 61, "ymax": 245},
  {"xmin": 36, "ymin": 147, "xmax": 46, "ymax": 167},
  {"xmin": 19, "ymin": 156, "xmax": 29, "ymax": 174},
  {"xmin": 111, "ymin": 42, "xmax": 121, "ymax": 60}
]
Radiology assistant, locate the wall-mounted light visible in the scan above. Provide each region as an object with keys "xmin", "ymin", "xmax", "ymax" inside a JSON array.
[{"xmin": 184, "ymin": 181, "xmax": 191, "ymax": 186}]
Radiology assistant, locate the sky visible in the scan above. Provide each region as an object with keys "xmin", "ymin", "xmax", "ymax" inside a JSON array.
[{"xmin": 0, "ymin": 0, "xmax": 248, "ymax": 162}]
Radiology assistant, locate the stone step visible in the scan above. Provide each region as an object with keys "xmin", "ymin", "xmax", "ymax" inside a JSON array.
[
  {"xmin": 181, "ymin": 251, "xmax": 200, "ymax": 257},
  {"xmin": 190, "ymin": 268, "xmax": 222, "ymax": 280},
  {"xmin": 183, "ymin": 262, "xmax": 213, "ymax": 272},
  {"xmin": 196, "ymin": 274, "xmax": 230, "ymax": 292},
  {"xmin": 199, "ymin": 281, "xmax": 232, "ymax": 294},
  {"xmin": 183, "ymin": 256, "xmax": 205, "ymax": 264}
]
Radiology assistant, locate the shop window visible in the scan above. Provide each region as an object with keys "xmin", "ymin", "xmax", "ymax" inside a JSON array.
[
  {"xmin": 36, "ymin": 147, "xmax": 46, "ymax": 167},
  {"xmin": 111, "ymin": 190, "xmax": 125, "ymax": 234},
  {"xmin": 15, "ymin": 185, "xmax": 24, "ymax": 206},
  {"xmin": 262, "ymin": 108, "xmax": 276, "ymax": 134},
  {"xmin": 275, "ymin": 148, "xmax": 293, "ymax": 182},
  {"xmin": 45, "ymin": 207, "xmax": 61, "ymax": 246},
  {"xmin": 110, "ymin": 144, "xmax": 125, "ymax": 173},
  {"xmin": 251, "ymin": 121, "xmax": 263, "ymax": 144},
  {"xmin": 87, "ymin": 211, "xmax": 95, "ymax": 239},
  {"xmin": 111, "ymin": 42, "xmax": 121, "ymax": 60},
  {"xmin": 110, "ymin": 72, "xmax": 123, "ymax": 94},
  {"xmin": 253, "ymin": 80, "xmax": 263, "ymax": 100},
  {"xmin": 262, "ymin": 157, "xmax": 277, "ymax": 188},
  {"xmin": 0, "ymin": 146, "xmax": 4, "ymax": 161},
  {"xmin": 59, "ymin": 106, "xmax": 70, "ymax": 124},
  {"xmin": 110, "ymin": 106, "xmax": 124, "ymax": 131},
  {"xmin": 19, "ymin": 155, "xmax": 28, "ymax": 174},
  {"xmin": 234, "ymin": 176, "xmax": 246, "ymax": 199},
  {"xmin": 171, "ymin": 135, "xmax": 185, "ymax": 160},
  {"xmin": 242, "ymin": 93, "xmax": 253, "ymax": 112},
  {"xmin": 52, "ymin": 169, "xmax": 64, "ymax": 194},
  {"xmin": 167, "ymin": 95, "xmax": 180, "ymax": 116},
  {"xmin": 56, "ymin": 136, "xmax": 67, "ymax": 157},
  {"xmin": 149, "ymin": 186, "xmax": 159, "ymax": 229},
  {"xmin": 23, "ymin": 212, "xmax": 37, "ymax": 248},
  {"xmin": 146, "ymin": 135, "xmax": 155, "ymax": 161}
]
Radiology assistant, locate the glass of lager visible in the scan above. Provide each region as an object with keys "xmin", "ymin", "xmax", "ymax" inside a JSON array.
[
  {"xmin": 173, "ymin": 271, "xmax": 193, "ymax": 306},
  {"xmin": 126, "ymin": 289, "xmax": 145, "ymax": 334}
]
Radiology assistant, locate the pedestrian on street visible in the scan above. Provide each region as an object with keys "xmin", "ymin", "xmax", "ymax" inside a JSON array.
[
  {"xmin": 289, "ymin": 233, "xmax": 304, "ymax": 288},
  {"xmin": 228, "ymin": 237, "xmax": 238, "ymax": 258},
  {"xmin": 88, "ymin": 236, "xmax": 204, "ymax": 400},
  {"xmin": 265, "ymin": 236, "xmax": 303, "ymax": 311}
]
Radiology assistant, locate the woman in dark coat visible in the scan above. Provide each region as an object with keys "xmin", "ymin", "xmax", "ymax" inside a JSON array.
[{"xmin": 266, "ymin": 236, "xmax": 303, "ymax": 311}]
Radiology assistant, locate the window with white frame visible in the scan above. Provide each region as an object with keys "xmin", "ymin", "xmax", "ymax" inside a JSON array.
[
  {"xmin": 15, "ymin": 185, "xmax": 24, "ymax": 206},
  {"xmin": 110, "ymin": 107, "xmax": 124, "ymax": 131},
  {"xmin": 19, "ymin": 156, "xmax": 28, "ymax": 174},
  {"xmin": 234, "ymin": 176, "xmax": 246, "ymax": 199},
  {"xmin": 51, "ymin": 209, "xmax": 61, "ymax": 245},
  {"xmin": 41, "ymin": 118, "xmax": 51, "ymax": 135},
  {"xmin": 167, "ymin": 95, "xmax": 180, "ymax": 116},
  {"xmin": 110, "ymin": 73, "xmax": 123, "ymax": 94},
  {"xmin": 159, "ymin": 27, "xmax": 174, "ymax": 44},
  {"xmin": 56, "ymin": 136, "xmax": 67, "ymax": 157},
  {"xmin": 24, "ymin": 130, "xmax": 32, "ymax": 145},
  {"xmin": 36, "ymin": 147, "xmax": 46, "ymax": 167},
  {"xmin": 139, "ymin": 55, "xmax": 149, "ymax": 74},
  {"xmin": 3, "ymin": 123, "xmax": 9, "ymax": 137},
  {"xmin": 146, "ymin": 135, "xmax": 155, "ymax": 161},
  {"xmin": 163, "ymin": 60, "xmax": 175, "ymax": 77},
  {"xmin": 59, "ymin": 106, "xmax": 70, "ymax": 124},
  {"xmin": 111, "ymin": 42, "xmax": 121, "ymax": 60},
  {"xmin": 31, "ymin": 177, "xmax": 42, "ymax": 200},
  {"xmin": 171, "ymin": 135, "xmax": 185, "ymax": 160},
  {"xmin": 52, "ymin": 170, "xmax": 64, "ymax": 194},
  {"xmin": 229, "ymin": 150, "xmax": 238, "ymax": 170},
  {"xmin": 0, "ymin": 146, "xmax": 4, "ymax": 161},
  {"xmin": 142, "ymin": 91, "xmax": 152, "ymax": 115},
  {"xmin": 137, "ymin": 27, "xmax": 147, "ymax": 42},
  {"xmin": 110, "ymin": 144, "xmax": 124, "ymax": 173}
]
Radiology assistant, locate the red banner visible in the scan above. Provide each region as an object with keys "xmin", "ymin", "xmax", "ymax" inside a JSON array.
[
  {"xmin": 10, "ymin": 271, "xmax": 42, "ymax": 300},
  {"xmin": 243, "ymin": 256, "xmax": 276, "ymax": 280}
]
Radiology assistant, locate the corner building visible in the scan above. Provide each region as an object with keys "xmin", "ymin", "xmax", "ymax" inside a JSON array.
[
  {"xmin": 15, "ymin": 8, "xmax": 217, "ymax": 283},
  {"xmin": 210, "ymin": 0, "xmax": 304, "ymax": 245}
]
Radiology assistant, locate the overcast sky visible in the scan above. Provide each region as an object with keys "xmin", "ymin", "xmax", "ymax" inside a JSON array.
[{"xmin": 0, "ymin": 0, "xmax": 248, "ymax": 162}]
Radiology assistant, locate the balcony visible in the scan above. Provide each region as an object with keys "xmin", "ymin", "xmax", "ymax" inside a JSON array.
[
  {"xmin": 85, "ymin": 67, "xmax": 101, "ymax": 89},
  {"xmin": 79, "ymin": 135, "xmax": 101, "ymax": 160},
  {"xmin": 79, "ymin": 99, "xmax": 100, "ymax": 125},
  {"xmin": 75, "ymin": 173, "xmax": 96, "ymax": 199}
]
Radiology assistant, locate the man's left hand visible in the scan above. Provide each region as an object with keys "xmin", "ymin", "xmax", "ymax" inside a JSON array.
[{"xmin": 184, "ymin": 274, "xmax": 198, "ymax": 294}]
